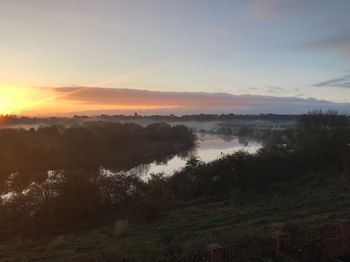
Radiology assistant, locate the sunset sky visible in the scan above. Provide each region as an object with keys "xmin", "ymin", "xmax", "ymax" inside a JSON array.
[{"xmin": 1, "ymin": 0, "xmax": 350, "ymax": 115}]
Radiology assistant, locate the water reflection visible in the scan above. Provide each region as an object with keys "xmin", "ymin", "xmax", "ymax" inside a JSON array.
[
  {"xmin": 129, "ymin": 134, "xmax": 262, "ymax": 178},
  {"xmin": 0, "ymin": 134, "xmax": 263, "ymax": 200}
]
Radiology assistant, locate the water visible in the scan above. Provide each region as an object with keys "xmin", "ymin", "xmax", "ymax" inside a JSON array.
[
  {"xmin": 128, "ymin": 134, "xmax": 262, "ymax": 178},
  {"xmin": 0, "ymin": 134, "xmax": 262, "ymax": 201}
]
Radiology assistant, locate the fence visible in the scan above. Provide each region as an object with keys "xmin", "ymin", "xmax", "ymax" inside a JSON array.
[
  {"xmin": 222, "ymin": 238, "xmax": 276, "ymax": 261},
  {"xmin": 176, "ymin": 221, "xmax": 350, "ymax": 262},
  {"xmin": 282, "ymin": 224, "xmax": 339, "ymax": 261},
  {"xmin": 285, "ymin": 224, "xmax": 338, "ymax": 250}
]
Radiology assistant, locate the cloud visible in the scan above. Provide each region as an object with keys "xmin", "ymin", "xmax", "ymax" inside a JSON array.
[
  {"xmin": 50, "ymin": 87, "xmax": 247, "ymax": 108},
  {"xmin": 314, "ymin": 74, "xmax": 350, "ymax": 88},
  {"xmin": 249, "ymin": 0, "xmax": 318, "ymax": 20},
  {"xmin": 266, "ymin": 86, "xmax": 284, "ymax": 93},
  {"xmin": 43, "ymin": 87, "xmax": 350, "ymax": 115},
  {"xmin": 250, "ymin": 0, "xmax": 283, "ymax": 19},
  {"xmin": 264, "ymin": 87, "xmax": 302, "ymax": 97},
  {"xmin": 301, "ymin": 30, "xmax": 350, "ymax": 56}
]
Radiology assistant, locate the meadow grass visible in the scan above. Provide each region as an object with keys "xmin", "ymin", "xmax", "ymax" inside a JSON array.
[{"xmin": 2, "ymin": 176, "xmax": 350, "ymax": 261}]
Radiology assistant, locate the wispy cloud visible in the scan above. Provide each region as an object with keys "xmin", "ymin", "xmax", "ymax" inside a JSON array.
[
  {"xmin": 249, "ymin": 0, "xmax": 318, "ymax": 20},
  {"xmin": 314, "ymin": 74, "xmax": 350, "ymax": 88},
  {"xmin": 264, "ymin": 87, "xmax": 302, "ymax": 97},
  {"xmin": 266, "ymin": 86, "xmax": 284, "ymax": 93},
  {"xmin": 250, "ymin": 0, "xmax": 281, "ymax": 20},
  {"xmin": 301, "ymin": 29, "xmax": 350, "ymax": 56}
]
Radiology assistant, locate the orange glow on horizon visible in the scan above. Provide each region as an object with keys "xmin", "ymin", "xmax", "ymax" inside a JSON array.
[
  {"xmin": 0, "ymin": 86, "xmax": 182, "ymax": 116},
  {"xmin": 26, "ymin": 103, "xmax": 179, "ymax": 116},
  {"xmin": 0, "ymin": 86, "xmax": 243, "ymax": 116},
  {"xmin": 0, "ymin": 86, "xmax": 34, "ymax": 115}
]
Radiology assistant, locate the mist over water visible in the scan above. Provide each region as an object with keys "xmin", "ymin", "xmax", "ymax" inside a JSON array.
[{"xmin": 126, "ymin": 134, "xmax": 262, "ymax": 178}]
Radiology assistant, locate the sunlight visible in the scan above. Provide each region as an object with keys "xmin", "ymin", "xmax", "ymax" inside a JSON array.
[
  {"xmin": 0, "ymin": 101, "xmax": 9, "ymax": 114},
  {"xmin": 0, "ymin": 86, "xmax": 33, "ymax": 115}
]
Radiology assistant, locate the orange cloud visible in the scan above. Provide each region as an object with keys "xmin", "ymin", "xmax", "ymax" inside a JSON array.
[
  {"xmin": 23, "ymin": 87, "xmax": 349, "ymax": 116},
  {"xmin": 49, "ymin": 87, "xmax": 246, "ymax": 108}
]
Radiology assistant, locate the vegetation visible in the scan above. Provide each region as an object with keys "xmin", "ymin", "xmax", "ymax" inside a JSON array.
[
  {"xmin": 166, "ymin": 110, "xmax": 349, "ymax": 200},
  {"xmin": 0, "ymin": 121, "xmax": 195, "ymax": 180},
  {"xmin": 0, "ymin": 110, "xmax": 349, "ymax": 261},
  {"xmin": 0, "ymin": 113, "xmax": 303, "ymax": 128},
  {"xmin": 2, "ymin": 176, "xmax": 350, "ymax": 261},
  {"xmin": 0, "ymin": 122, "xmax": 195, "ymax": 240}
]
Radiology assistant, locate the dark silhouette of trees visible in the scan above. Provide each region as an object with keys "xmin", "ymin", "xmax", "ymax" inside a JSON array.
[
  {"xmin": 165, "ymin": 110, "xmax": 350, "ymax": 200},
  {"xmin": 0, "ymin": 110, "xmax": 349, "ymax": 244},
  {"xmin": 0, "ymin": 122, "xmax": 195, "ymax": 189},
  {"xmin": 0, "ymin": 122, "xmax": 196, "ymax": 238}
]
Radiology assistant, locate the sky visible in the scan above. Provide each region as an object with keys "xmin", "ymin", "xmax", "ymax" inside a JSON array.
[{"xmin": 1, "ymin": 0, "xmax": 350, "ymax": 115}]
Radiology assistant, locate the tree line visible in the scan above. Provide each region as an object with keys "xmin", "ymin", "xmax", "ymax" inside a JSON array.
[{"xmin": 0, "ymin": 110, "xmax": 349, "ymax": 245}]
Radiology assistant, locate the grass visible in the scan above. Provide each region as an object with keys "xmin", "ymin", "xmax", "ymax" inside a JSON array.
[{"xmin": 2, "ymin": 176, "xmax": 350, "ymax": 261}]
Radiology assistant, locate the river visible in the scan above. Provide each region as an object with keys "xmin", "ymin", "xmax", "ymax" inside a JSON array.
[{"xmin": 126, "ymin": 134, "xmax": 262, "ymax": 179}]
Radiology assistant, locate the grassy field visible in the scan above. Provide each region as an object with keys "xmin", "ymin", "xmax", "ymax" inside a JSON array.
[{"xmin": 1, "ymin": 175, "xmax": 350, "ymax": 261}]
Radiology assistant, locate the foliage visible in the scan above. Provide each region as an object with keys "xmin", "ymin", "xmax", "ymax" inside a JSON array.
[
  {"xmin": 166, "ymin": 110, "xmax": 350, "ymax": 199},
  {"xmin": 0, "ymin": 122, "xmax": 195, "ymax": 238},
  {"xmin": 0, "ymin": 110, "xmax": 349, "ymax": 253}
]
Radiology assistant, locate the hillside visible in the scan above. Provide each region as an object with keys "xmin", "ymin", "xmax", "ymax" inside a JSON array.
[{"xmin": 1, "ymin": 177, "xmax": 350, "ymax": 261}]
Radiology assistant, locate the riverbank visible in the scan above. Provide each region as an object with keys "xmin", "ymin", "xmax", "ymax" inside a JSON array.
[{"xmin": 2, "ymin": 176, "xmax": 349, "ymax": 261}]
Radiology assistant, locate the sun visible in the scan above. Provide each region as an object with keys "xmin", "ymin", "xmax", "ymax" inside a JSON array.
[
  {"xmin": 0, "ymin": 100, "xmax": 11, "ymax": 115},
  {"xmin": 0, "ymin": 86, "xmax": 33, "ymax": 115}
]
